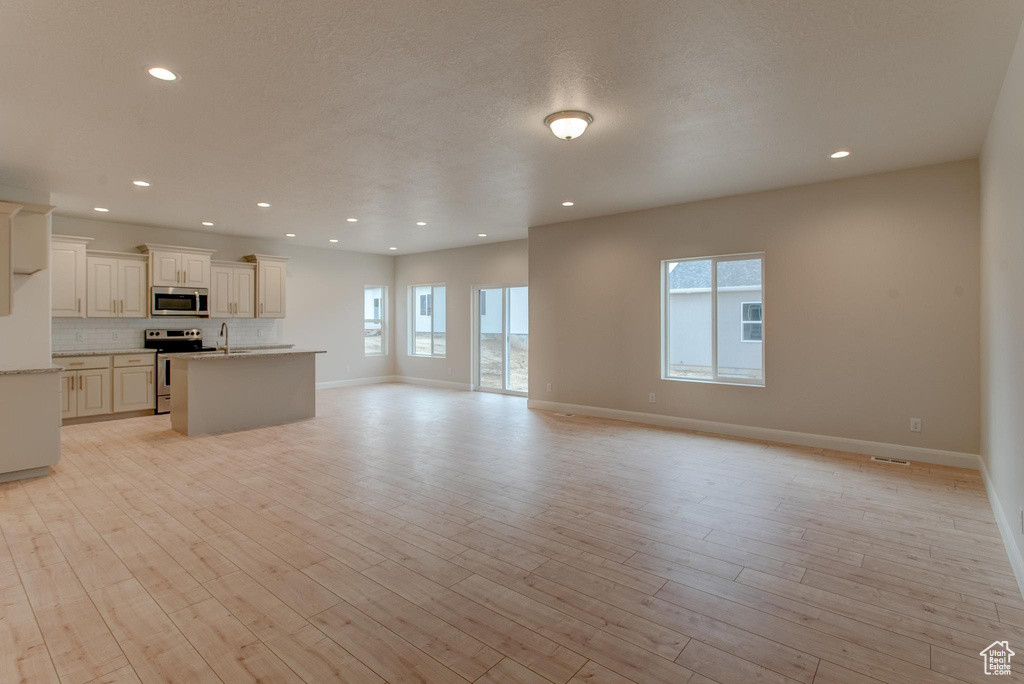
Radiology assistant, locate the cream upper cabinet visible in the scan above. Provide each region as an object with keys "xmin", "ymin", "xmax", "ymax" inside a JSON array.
[
  {"xmin": 87, "ymin": 253, "xmax": 148, "ymax": 318},
  {"xmin": 210, "ymin": 261, "xmax": 256, "ymax": 318},
  {"xmin": 246, "ymin": 255, "xmax": 287, "ymax": 319},
  {"xmin": 51, "ymin": 235, "xmax": 92, "ymax": 317},
  {"xmin": 140, "ymin": 245, "xmax": 214, "ymax": 289}
]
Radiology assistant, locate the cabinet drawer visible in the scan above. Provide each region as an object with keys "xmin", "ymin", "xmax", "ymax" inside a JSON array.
[
  {"xmin": 114, "ymin": 353, "xmax": 154, "ymax": 368},
  {"xmin": 56, "ymin": 355, "xmax": 111, "ymax": 370}
]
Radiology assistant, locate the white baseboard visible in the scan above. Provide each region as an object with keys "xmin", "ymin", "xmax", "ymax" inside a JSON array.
[
  {"xmin": 393, "ymin": 375, "xmax": 472, "ymax": 391},
  {"xmin": 526, "ymin": 399, "xmax": 979, "ymax": 470},
  {"xmin": 317, "ymin": 375, "xmax": 397, "ymax": 390},
  {"xmin": 978, "ymin": 456, "xmax": 1024, "ymax": 602}
]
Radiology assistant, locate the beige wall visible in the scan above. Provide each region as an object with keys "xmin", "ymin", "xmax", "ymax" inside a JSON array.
[
  {"xmin": 980, "ymin": 22, "xmax": 1024, "ymax": 567},
  {"xmin": 529, "ymin": 160, "xmax": 980, "ymax": 455},
  {"xmin": 51, "ymin": 216, "xmax": 395, "ymax": 384},
  {"xmin": 394, "ymin": 240, "xmax": 528, "ymax": 386}
]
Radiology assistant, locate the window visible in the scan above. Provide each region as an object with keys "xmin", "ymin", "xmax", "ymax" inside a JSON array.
[
  {"xmin": 663, "ymin": 253, "xmax": 764, "ymax": 385},
  {"xmin": 364, "ymin": 286, "xmax": 387, "ymax": 355},
  {"xmin": 411, "ymin": 284, "xmax": 446, "ymax": 356},
  {"xmin": 741, "ymin": 302, "xmax": 762, "ymax": 342}
]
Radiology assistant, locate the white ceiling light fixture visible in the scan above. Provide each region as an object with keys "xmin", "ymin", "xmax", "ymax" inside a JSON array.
[
  {"xmin": 477, "ymin": 233, "xmax": 487, "ymax": 237},
  {"xmin": 329, "ymin": 239, "xmax": 338, "ymax": 243},
  {"xmin": 93, "ymin": 207, "xmax": 109, "ymax": 212},
  {"xmin": 284, "ymin": 233, "xmax": 295, "ymax": 237},
  {"xmin": 201, "ymin": 221, "xmax": 214, "ymax": 226},
  {"xmin": 346, "ymin": 217, "xmax": 358, "ymax": 222},
  {"xmin": 147, "ymin": 66, "xmax": 178, "ymax": 81},
  {"xmin": 388, "ymin": 246, "xmax": 398, "ymax": 251},
  {"xmin": 544, "ymin": 110, "xmax": 593, "ymax": 140},
  {"xmin": 830, "ymin": 150, "xmax": 851, "ymax": 158},
  {"xmin": 416, "ymin": 221, "xmax": 427, "ymax": 226},
  {"xmin": 132, "ymin": 180, "xmax": 151, "ymax": 187},
  {"xmin": 562, "ymin": 201, "xmax": 574, "ymax": 206},
  {"xmin": 256, "ymin": 202, "xmax": 271, "ymax": 208}
]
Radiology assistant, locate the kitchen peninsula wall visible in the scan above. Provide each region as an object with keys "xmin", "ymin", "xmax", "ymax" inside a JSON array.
[{"xmin": 51, "ymin": 215, "xmax": 395, "ymax": 384}]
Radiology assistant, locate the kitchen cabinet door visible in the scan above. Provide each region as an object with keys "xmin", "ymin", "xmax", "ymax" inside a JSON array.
[
  {"xmin": 182, "ymin": 253, "xmax": 211, "ymax": 289},
  {"xmin": 118, "ymin": 259, "xmax": 148, "ymax": 317},
  {"xmin": 60, "ymin": 371, "xmax": 77, "ymax": 419},
  {"xmin": 76, "ymin": 368, "xmax": 111, "ymax": 417},
  {"xmin": 87, "ymin": 256, "xmax": 118, "ymax": 318},
  {"xmin": 150, "ymin": 249, "xmax": 182, "ymax": 287},
  {"xmin": 52, "ymin": 241, "xmax": 87, "ymax": 317},
  {"xmin": 234, "ymin": 268, "xmax": 255, "ymax": 318},
  {"xmin": 113, "ymin": 366, "xmax": 154, "ymax": 413},
  {"xmin": 210, "ymin": 265, "xmax": 234, "ymax": 318},
  {"xmin": 258, "ymin": 260, "xmax": 286, "ymax": 318}
]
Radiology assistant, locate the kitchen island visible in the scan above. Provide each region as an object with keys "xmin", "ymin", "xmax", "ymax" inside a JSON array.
[{"xmin": 169, "ymin": 348, "xmax": 325, "ymax": 436}]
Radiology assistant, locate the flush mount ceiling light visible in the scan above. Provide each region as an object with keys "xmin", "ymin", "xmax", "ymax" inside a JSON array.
[
  {"xmin": 329, "ymin": 239, "xmax": 338, "ymax": 243},
  {"xmin": 132, "ymin": 180, "xmax": 151, "ymax": 187},
  {"xmin": 544, "ymin": 110, "xmax": 593, "ymax": 140},
  {"xmin": 256, "ymin": 202, "xmax": 271, "ymax": 208},
  {"xmin": 284, "ymin": 233, "xmax": 296, "ymax": 237},
  {"xmin": 388, "ymin": 246, "xmax": 398, "ymax": 251},
  {"xmin": 562, "ymin": 201, "xmax": 574, "ymax": 206},
  {"xmin": 93, "ymin": 207, "xmax": 109, "ymax": 212},
  {"xmin": 477, "ymin": 233, "xmax": 487, "ymax": 237},
  {"xmin": 201, "ymin": 221, "xmax": 214, "ymax": 226},
  {"xmin": 416, "ymin": 221, "xmax": 427, "ymax": 226},
  {"xmin": 346, "ymin": 217, "xmax": 358, "ymax": 222},
  {"xmin": 830, "ymin": 150, "xmax": 851, "ymax": 159},
  {"xmin": 147, "ymin": 66, "xmax": 178, "ymax": 81}
]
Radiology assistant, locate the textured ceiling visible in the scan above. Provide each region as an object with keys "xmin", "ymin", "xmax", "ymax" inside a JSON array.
[{"xmin": 1, "ymin": 0, "xmax": 1022, "ymax": 254}]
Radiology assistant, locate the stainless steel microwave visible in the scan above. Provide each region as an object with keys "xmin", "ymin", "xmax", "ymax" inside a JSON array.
[{"xmin": 151, "ymin": 286, "xmax": 209, "ymax": 317}]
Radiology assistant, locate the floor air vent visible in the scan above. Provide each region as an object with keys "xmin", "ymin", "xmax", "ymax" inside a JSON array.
[
  {"xmin": 871, "ymin": 456, "xmax": 910, "ymax": 466},
  {"xmin": 554, "ymin": 412, "xmax": 575, "ymax": 417}
]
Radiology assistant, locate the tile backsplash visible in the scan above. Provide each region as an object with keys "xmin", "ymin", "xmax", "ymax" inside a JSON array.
[{"xmin": 52, "ymin": 317, "xmax": 281, "ymax": 352}]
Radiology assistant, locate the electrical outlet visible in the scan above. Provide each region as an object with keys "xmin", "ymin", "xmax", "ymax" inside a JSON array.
[
  {"xmin": 257, "ymin": 328, "xmax": 264, "ymax": 337},
  {"xmin": 649, "ymin": 392, "xmax": 656, "ymax": 403},
  {"xmin": 345, "ymin": 365, "xmax": 350, "ymax": 374},
  {"xmin": 111, "ymin": 330, "xmax": 120, "ymax": 341},
  {"xmin": 74, "ymin": 331, "xmax": 84, "ymax": 342},
  {"xmin": 910, "ymin": 418, "xmax": 922, "ymax": 433},
  {"xmin": 546, "ymin": 383, "xmax": 552, "ymax": 392}
]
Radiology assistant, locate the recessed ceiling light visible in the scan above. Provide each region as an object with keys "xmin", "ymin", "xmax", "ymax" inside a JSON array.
[
  {"xmin": 830, "ymin": 150, "xmax": 851, "ymax": 159},
  {"xmin": 562, "ymin": 201, "xmax": 574, "ymax": 206},
  {"xmin": 544, "ymin": 110, "xmax": 593, "ymax": 140},
  {"xmin": 256, "ymin": 202, "xmax": 271, "ymax": 208},
  {"xmin": 329, "ymin": 239, "xmax": 339, "ymax": 243},
  {"xmin": 93, "ymin": 207, "xmax": 109, "ymax": 213},
  {"xmin": 132, "ymin": 180, "xmax": 151, "ymax": 187},
  {"xmin": 346, "ymin": 217, "xmax": 358, "ymax": 222},
  {"xmin": 147, "ymin": 66, "xmax": 178, "ymax": 81},
  {"xmin": 201, "ymin": 221, "xmax": 214, "ymax": 226},
  {"xmin": 416, "ymin": 221, "xmax": 427, "ymax": 226},
  {"xmin": 478, "ymin": 233, "xmax": 487, "ymax": 237},
  {"xmin": 388, "ymin": 246, "xmax": 398, "ymax": 251},
  {"xmin": 284, "ymin": 233, "xmax": 296, "ymax": 237}
]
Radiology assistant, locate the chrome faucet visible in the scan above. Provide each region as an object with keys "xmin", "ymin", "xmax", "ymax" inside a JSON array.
[{"xmin": 220, "ymin": 322, "xmax": 230, "ymax": 354}]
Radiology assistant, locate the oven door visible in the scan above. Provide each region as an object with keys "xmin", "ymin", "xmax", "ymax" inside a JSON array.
[{"xmin": 151, "ymin": 287, "xmax": 209, "ymax": 317}]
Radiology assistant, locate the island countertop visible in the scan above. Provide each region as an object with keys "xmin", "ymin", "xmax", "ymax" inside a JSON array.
[{"xmin": 175, "ymin": 348, "xmax": 325, "ymax": 361}]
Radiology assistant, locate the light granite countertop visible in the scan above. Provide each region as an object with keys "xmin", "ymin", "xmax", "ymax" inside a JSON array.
[
  {"xmin": 52, "ymin": 348, "xmax": 154, "ymax": 358},
  {"xmin": 176, "ymin": 348, "xmax": 325, "ymax": 361},
  {"xmin": 0, "ymin": 364, "xmax": 65, "ymax": 376}
]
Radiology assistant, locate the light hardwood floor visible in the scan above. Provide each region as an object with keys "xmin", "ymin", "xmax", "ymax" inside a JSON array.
[{"xmin": 1, "ymin": 384, "xmax": 1021, "ymax": 684}]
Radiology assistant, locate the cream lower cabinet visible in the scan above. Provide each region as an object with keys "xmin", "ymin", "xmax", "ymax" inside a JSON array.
[
  {"xmin": 62, "ymin": 368, "xmax": 112, "ymax": 418},
  {"xmin": 113, "ymin": 365, "xmax": 155, "ymax": 413},
  {"xmin": 60, "ymin": 371, "xmax": 77, "ymax": 420}
]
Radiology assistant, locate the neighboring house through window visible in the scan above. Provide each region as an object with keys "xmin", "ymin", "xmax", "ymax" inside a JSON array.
[
  {"xmin": 411, "ymin": 284, "xmax": 446, "ymax": 356},
  {"xmin": 364, "ymin": 286, "xmax": 387, "ymax": 355},
  {"xmin": 663, "ymin": 253, "xmax": 764, "ymax": 385}
]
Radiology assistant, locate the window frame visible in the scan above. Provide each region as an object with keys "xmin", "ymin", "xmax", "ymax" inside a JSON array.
[
  {"xmin": 661, "ymin": 252, "xmax": 765, "ymax": 387},
  {"xmin": 364, "ymin": 285, "xmax": 388, "ymax": 356},
  {"xmin": 409, "ymin": 283, "xmax": 446, "ymax": 358}
]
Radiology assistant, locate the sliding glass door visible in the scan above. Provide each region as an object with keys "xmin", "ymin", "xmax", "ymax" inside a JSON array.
[{"xmin": 475, "ymin": 285, "xmax": 528, "ymax": 394}]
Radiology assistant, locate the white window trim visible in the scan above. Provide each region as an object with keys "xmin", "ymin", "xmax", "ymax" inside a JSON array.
[
  {"xmin": 364, "ymin": 285, "xmax": 388, "ymax": 356},
  {"xmin": 409, "ymin": 283, "xmax": 446, "ymax": 358},
  {"xmin": 661, "ymin": 252, "xmax": 765, "ymax": 387},
  {"xmin": 740, "ymin": 301, "xmax": 763, "ymax": 343}
]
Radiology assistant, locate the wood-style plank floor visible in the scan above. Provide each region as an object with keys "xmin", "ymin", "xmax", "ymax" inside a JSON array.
[{"xmin": 2, "ymin": 384, "xmax": 1021, "ymax": 684}]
